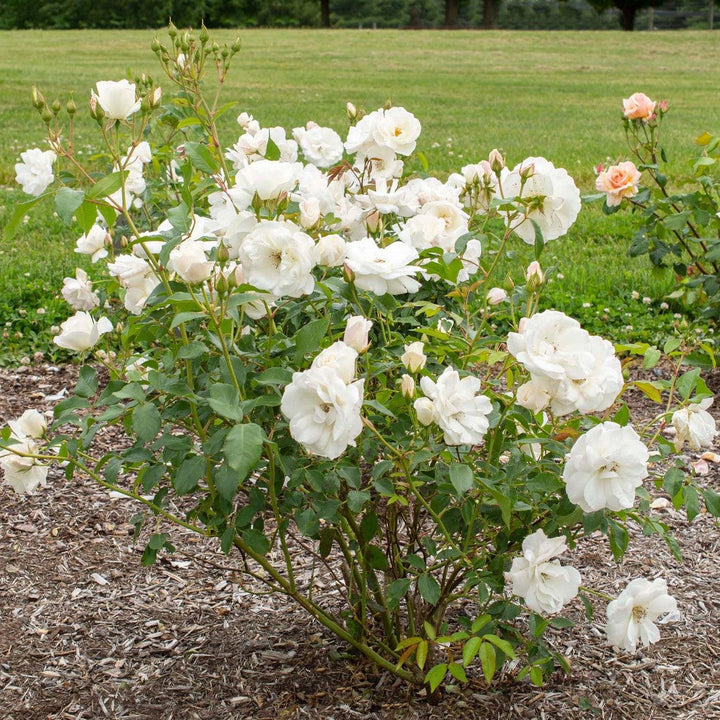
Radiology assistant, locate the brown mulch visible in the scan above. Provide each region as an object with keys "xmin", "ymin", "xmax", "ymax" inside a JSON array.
[{"xmin": 1, "ymin": 364, "xmax": 720, "ymax": 720}]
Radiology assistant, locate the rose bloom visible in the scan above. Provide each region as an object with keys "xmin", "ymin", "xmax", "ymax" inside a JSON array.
[
  {"xmin": 108, "ymin": 254, "xmax": 160, "ymax": 314},
  {"xmin": 505, "ymin": 529, "xmax": 581, "ymax": 615},
  {"xmin": 401, "ymin": 341, "xmax": 426, "ymax": 373},
  {"xmin": 606, "ymin": 578, "xmax": 677, "ymax": 652},
  {"xmin": 671, "ymin": 398, "xmax": 717, "ymax": 451},
  {"xmin": 53, "ymin": 311, "xmax": 113, "ymax": 352},
  {"xmin": 372, "ymin": 107, "xmax": 422, "ymax": 157},
  {"xmin": 15, "ymin": 148, "xmax": 56, "ymax": 196},
  {"xmin": 311, "ymin": 341, "xmax": 358, "ymax": 384},
  {"xmin": 93, "ymin": 80, "xmax": 141, "ymax": 120},
  {"xmin": 622, "ymin": 92, "xmax": 657, "ymax": 121},
  {"xmin": 61, "ymin": 268, "xmax": 99, "ymax": 311},
  {"xmin": 500, "ymin": 157, "xmax": 581, "ymax": 244},
  {"xmin": 75, "ymin": 225, "xmax": 109, "ymax": 263},
  {"xmin": 0, "ymin": 437, "xmax": 48, "ymax": 495},
  {"xmin": 234, "ymin": 159, "xmax": 302, "ymax": 206},
  {"xmin": 315, "ymin": 234, "xmax": 347, "ymax": 267},
  {"xmin": 401, "ymin": 374, "xmax": 415, "ymax": 398},
  {"xmin": 562, "ymin": 422, "xmax": 649, "ymax": 513},
  {"xmin": 596, "ymin": 161, "xmax": 642, "ymax": 207},
  {"xmin": 343, "ymin": 316, "xmax": 372, "ymax": 353},
  {"xmin": 299, "ymin": 125, "xmax": 344, "ymax": 168},
  {"xmin": 487, "ymin": 287, "xmax": 507, "ymax": 306},
  {"xmin": 419, "ymin": 367, "xmax": 493, "ymax": 446},
  {"xmin": 281, "ymin": 366, "xmax": 364, "ymax": 460},
  {"xmin": 414, "ymin": 396, "xmax": 434, "ymax": 426},
  {"xmin": 516, "ymin": 380, "xmax": 550, "ymax": 413},
  {"xmin": 9, "ymin": 409, "xmax": 47, "ymax": 440},
  {"xmin": 345, "ymin": 238, "xmax": 421, "ymax": 296},
  {"xmin": 168, "ymin": 239, "xmax": 215, "ymax": 284},
  {"xmin": 238, "ymin": 220, "xmax": 316, "ymax": 298}
]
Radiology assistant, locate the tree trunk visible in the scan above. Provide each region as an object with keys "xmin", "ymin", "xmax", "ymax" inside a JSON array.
[
  {"xmin": 445, "ymin": 0, "xmax": 459, "ymax": 27},
  {"xmin": 620, "ymin": 4, "xmax": 637, "ymax": 30},
  {"xmin": 481, "ymin": 0, "xmax": 499, "ymax": 28},
  {"xmin": 320, "ymin": 0, "xmax": 330, "ymax": 28}
]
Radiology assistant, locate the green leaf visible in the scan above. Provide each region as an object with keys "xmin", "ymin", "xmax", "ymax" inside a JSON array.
[
  {"xmin": 387, "ymin": 578, "xmax": 411, "ymax": 609},
  {"xmin": 549, "ymin": 616, "xmax": 575, "ymax": 629},
  {"xmin": 55, "ymin": 187, "xmax": 85, "ymax": 224},
  {"xmin": 703, "ymin": 488, "xmax": 720, "ymax": 517},
  {"xmin": 633, "ymin": 381, "xmax": 662, "ymax": 403},
  {"xmin": 683, "ymin": 484, "xmax": 700, "ymax": 522},
  {"xmin": 255, "ymin": 367, "xmax": 293, "ymax": 385},
  {"xmin": 484, "ymin": 634, "xmax": 516, "ymax": 659},
  {"xmin": 170, "ymin": 311, "xmax": 206, "ymax": 330},
  {"xmin": 448, "ymin": 662, "xmax": 467, "ymax": 683},
  {"xmin": 213, "ymin": 465, "xmax": 241, "ymax": 501},
  {"xmin": 479, "ymin": 642, "xmax": 496, "ymax": 684},
  {"xmin": 643, "ymin": 346, "xmax": 661, "ymax": 370},
  {"xmin": 608, "ymin": 519, "xmax": 629, "ymax": 561},
  {"xmin": 242, "ymin": 528, "xmax": 270, "ymax": 555},
  {"xmin": 87, "ymin": 170, "xmax": 128, "ymax": 199},
  {"xmin": 663, "ymin": 467, "xmax": 685, "ymax": 498},
  {"xmin": 417, "ymin": 573, "xmax": 441, "ymax": 605},
  {"xmin": 74, "ymin": 200, "xmax": 98, "ymax": 233},
  {"xmin": 223, "ymin": 424, "xmax": 264, "ymax": 480},
  {"xmin": 183, "ymin": 141, "xmax": 219, "ymax": 174},
  {"xmin": 148, "ymin": 532, "xmax": 167, "ymax": 550},
  {"xmin": 173, "ymin": 455, "xmax": 206, "ymax": 495},
  {"xmin": 529, "ymin": 665, "xmax": 543, "ymax": 686},
  {"xmin": 264, "ymin": 137, "xmax": 281, "ymax": 161},
  {"xmin": 462, "ymin": 636, "xmax": 482, "ymax": 667},
  {"xmin": 3, "ymin": 193, "xmax": 50, "ymax": 240},
  {"xmin": 347, "ymin": 489, "xmax": 371, "ymax": 513},
  {"xmin": 132, "ymin": 403, "xmax": 161, "ymax": 442},
  {"xmin": 208, "ymin": 383, "xmax": 244, "ymax": 421},
  {"xmin": 424, "ymin": 663, "xmax": 447, "ymax": 692},
  {"xmin": 75, "ymin": 366, "xmax": 98, "ymax": 398},
  {"xmin": 220, "ymin": 526, "xmax": 235, "ymax": 554},
  {"xmin": 449, "ymin": 464, "xmax": 474, "ymax": 497},
  {"xmin": 677, "ymin": 368, "xmax": 701, "ymax": 400},
  {"xmin": 294, "ymin": 318, "xmax": 330, "ymax": 364},
  {"xmin": 176, "ymin": 341, "xmax": 209, "ymax": 360}
]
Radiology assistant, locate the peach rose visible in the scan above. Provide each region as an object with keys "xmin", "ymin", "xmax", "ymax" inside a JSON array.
[
  {"xmin": 595, "ymin": 161, "xmax": 641, "ymax": 206},
  {"xmin": 622, "ymin": 92, "xmax": 657, "ymax": 121}
]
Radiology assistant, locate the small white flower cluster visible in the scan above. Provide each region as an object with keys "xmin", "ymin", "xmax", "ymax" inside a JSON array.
[
  {"xmin": 0, "ymin": 410, "xmax": 48, "ymax": 495},
  {"xmin": 509, "ymin": 310, "xmax": 623, "ymax": 416}
]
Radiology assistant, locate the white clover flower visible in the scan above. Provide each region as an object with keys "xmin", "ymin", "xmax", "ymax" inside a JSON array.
[
  {"xmin": 563, "ymin": 422, "xmax": 649, "ymax": 513},
  {"xmin": 311, "ymin": 341, "xmax": 358, "ymax": 385},
  {"xmin": 53, "ymin": 311, "xmax": 113, "ymax": 352},
  {"xmin": 238, "ymin": 220, "xmax": 316, "ymax": 298},
  {"xmin": 419, "ymin": 367, "xmax": 493, "ymax": 446},
  {"xmin": 61, "ymin": 268, "xmax": 99, "ymax": 311},
  {"xmin": 672, "ymin": 398, "xmax": 717, "ymax": 451},
  {"xmin": 606, "ymin": 578, "xmax": 677, "ymax": 652},
  {"xmin": 92, "ymin": 80, "xmax": 141, "ymax": 120},
  {"xmin": 505, "ymin": 529, "xmax": 581, "ymax": 615},
  {"xmin": 345, "ymin": 238, "xmax": 421, "ymax": 296},
  {"xmin": 15, "ymin": 148, "xmax": 56, "ymax": 196},
  {"xmin": 281, "ymin": 366, "xmax": 364, "ymax": 460},
  {"xmin": 499, "ymin": 157, "xmax": 580, "ymax": 243},
  {"xmin": 75, "ymin": 225, "xmax": 109, "ymax": 263}
]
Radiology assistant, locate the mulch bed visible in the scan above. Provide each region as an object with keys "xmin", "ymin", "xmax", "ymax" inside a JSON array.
[{"xmin": 1, "ymin": 363, "xmax": 720, "ymax": 719}]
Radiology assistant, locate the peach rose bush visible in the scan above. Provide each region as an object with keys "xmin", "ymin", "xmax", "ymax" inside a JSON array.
[{"xmin": 3, "ymin": 28, "xmax": 718, "ymax": 691}]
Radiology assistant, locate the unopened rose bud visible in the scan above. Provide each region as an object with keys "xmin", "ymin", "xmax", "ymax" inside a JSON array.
[
  {"xmin": 150, "ymin": 87, "xmax": 162, "ymax": 108},
  {"xmin": 199, "ymin": 24, "xmax": 210, "ymax": 44},
  {"xmin": 168, "ymin": 21, "xmax": 178, "ymax": 39},
  {"xmin": 343, "ymin": 262, "xmax": 356, "ymax": 284},
  {"xmin": 487, "ymin": 287, "xmax": 507, "ymax": 305},
  {"xmin": 31, "ymin": 86, "xmax": 45, "ymax": 110},
  {"xmin": 525, "ymin": 261, "xmax": 544, "ymax": 292},
  {"xmin": 66, "ymin": 97, "xmax": 77, "ymax": 116},
  {"xmin": 346, "ymin": 101, "xmax": 357, "ymax": 120},
  {"xmin": 488, "ymin": 148, "xmax": 504, "ymax": 173},
  {"xmin": 343, "ymin": 315, "xmax": 372, "ymax": 353},
  {"xmin": 51, "ymin": 98, "xmax": 61, "ymax": 116},
  {"xmin": 401, "ymin": 374, "xmax": 415, "ymax": 399},
  {"xmin": 216, "ymin": 274, "xmax": 228, "ymax": 294},
  {"xmin": 216, "ymin": 242, "xmax": 230, "ymax": 265},
  {"xmin": 151, "ymin": 36, "xmax": 162, "ymax": 53},
  {"xmin": 40, "ymin": 105, "xmax": 53, "ymax": 125},
  {"xmin": 503, "ymin": 274, "xmax": 515, "ymax": 293},
  {"xmin": 231, "ymin": 37, "xmax": 242, "ymax": 54},
  {"xmin": 414, "ymin": 397, "xmax": 434, "ymax": 426},
  {"xmin": 401, "ymin": 341, "xmax": 426, "ymax": 373},
  {"xmin": 520, "ymin": 162, "xmax": 535, "ymax": 180}
]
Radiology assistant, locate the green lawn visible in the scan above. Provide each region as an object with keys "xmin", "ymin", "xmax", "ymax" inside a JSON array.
[{"xmin": 1, "ymin": 28, "xmax": 719, "ymax": 361}]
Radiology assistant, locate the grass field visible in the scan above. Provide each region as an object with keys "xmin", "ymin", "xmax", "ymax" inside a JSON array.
[{"xmin": 1, "ymin": 28, "xmax": 719, "ymax": 361}]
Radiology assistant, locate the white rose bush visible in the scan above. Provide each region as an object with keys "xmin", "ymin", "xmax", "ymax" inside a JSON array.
[{"xmin": 3, "ymin": 26, "xmax": 718, "ymax": 691}]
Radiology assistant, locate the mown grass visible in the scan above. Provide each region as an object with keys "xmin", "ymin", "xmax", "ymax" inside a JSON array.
[{"xmin": 1, "ymin": 28, "xmax": 719, "ymax": 361}]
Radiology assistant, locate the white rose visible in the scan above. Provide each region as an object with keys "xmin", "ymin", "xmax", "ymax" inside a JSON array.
[
  {"xmin": 315, "ymin": 234, "xmax": 347, "ymax": 267},
  {"xmin": 372, "ymin": 107, "xmax": 422, "ymax": 156},
  {"xmin": 672, "ymin": 398, "xmax": 717, "ymax": 450},
  {"xmin": 75, "ymin": 225, "xmax": 109, "ymax": 263},
  {"xmin": 10, "ymin": 409, "xmax": 47, "ymax": 439},
  {"xmin": 401, "ymin": 374, "xmax": 415, "ymax": 398},
  {"xmin": 62, "ymin": 268, "xmax": 99, "ymax": 311},
  {"xmin": 15, "ymin": 148, "xmax": 56, "ymax": 196},
  {"xmin": 234, "ymin": 159, "xmax": 301, "ymax": 204},
  {"xmin": 419, "ymin": 367, "xmax": 493, "ymax": 446},
  {"xmin": 505, "ymin": 529, "xmax": 581, "ymax": 615},
  {"xmin": 562, "ymin": 422, "xmax": 649, "ymax": 513},
  {"xmin": 311, "ymin": 341, "xmax": 358, "ymax": 385},
  {"xmin": 487, "ymin": 287, "xmax": 507, "ymax": 306},
  {"xmin": 53, "ymin": 311, "xmax": 113, "ymax": 352},
  {"xmin": 606, "ymin": 578, "xmax": 678, "ymax": 652},
  {"xmin": 345, "ymin": 238, "xmax": 421, "ymax": 296},
  {"xmin": 299, "ymin": 196, "xmax": 321, "ymax": 228},
  {"xmin": 414, "ymin": 397, "xmax": 434, "ymax": 426},
  {"xmin": 299, "ymin": 125, "xmax": 344, "ymax": 168},
  {"xmin": 516, "ymin": 381, "xmax": 550, "ymax": 413},
  {"xmin": 343, "ymin": 316, "xmax": 372, "ymax": 353},
  {"xmin": 168, "ymin": 239, "xmax": 215, "ymax": 284},
  {"xmin": 93, "ymin": 80, "xmax": 141, "ymax": 120},
  {"xmin": 281, "ymin": 366, "xmax": 364, "ymax": 460},
  {"xmin": 238, "ymin": 220, "xmax": 316, "ymax": 298},
  {"xmin": 401, "ymin": 341, "xmax": 426, "ymax": 373},
  {"xmin": 499, "ymin": 157, "xmax": 581, "ymax": 243},
  {"xmin": 345, "ymin": 111, "xmax": 380, "ymax": 155},
  {"xmin": 0, "ymin": 438, "xmax": 48, "ymax": 495}
]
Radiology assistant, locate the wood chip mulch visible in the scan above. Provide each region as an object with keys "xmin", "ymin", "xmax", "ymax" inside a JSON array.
[{"xmin": 1, "ymin": 364, "xmax": 720, "ymax": 720}]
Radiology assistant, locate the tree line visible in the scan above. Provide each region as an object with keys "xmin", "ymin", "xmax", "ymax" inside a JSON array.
[{"xmin": 0, "ymin": 0, "xmax": 712, "ymax": 32}]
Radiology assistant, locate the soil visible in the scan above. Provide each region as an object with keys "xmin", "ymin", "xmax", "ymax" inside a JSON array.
[{"xmin": 1, "ymin": 363, "xmax": 720, "ymax": 720}]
